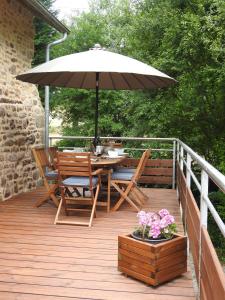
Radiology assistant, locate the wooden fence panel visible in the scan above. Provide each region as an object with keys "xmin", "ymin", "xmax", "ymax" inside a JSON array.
[
  {"xmin": 186, "ymin": 190, "xmax": 200, "ymax": 277},
  {"xmin": 177, "ymin": 165, "xmax": 225, "ymax": 300},
  {"xmin": 177, "ymin": 165, "xmax": 200, "ymax": 279},
  {"xmin": 119, "ymin": 158, "xmax": 173, "ymax": 185},
  {"xmin": 200, "ymin": 227, "xmax": 225, "ymax": 300}
]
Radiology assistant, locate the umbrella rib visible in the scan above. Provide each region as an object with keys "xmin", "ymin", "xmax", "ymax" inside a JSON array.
[
  {"xmin": 131, "ymin": 74, "xmax": 147, "ymax": 89},
  {"xmin": 152, "ymin": 75, "xmax": 168, "ymax": 87},
  {"xmin": 121, "ymin": 73, "xmax": 132, "ymax": 89},
  {"xmin": 49, "ymin": 72, "xmax": 68, "ymax": 87},
  {"xmin": 145, "ymin": 75, "xmax": 168, "ymax": 88},
  {"xmin": 80, "ymin": 73, "xmax": 87, "ymax": 89},
  {"xmin": 109, "ymin": 73, "xmax": 116, "ymax": 89}
]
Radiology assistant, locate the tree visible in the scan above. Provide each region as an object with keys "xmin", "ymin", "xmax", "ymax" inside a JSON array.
[
  {"xmin": 50, "ymin": 0, "xmax": 225, "ymax": 173},
  {"xmin": 33, "ymin": 0, "xmax": 58, "ymax": 66},
  {"xmin": 33, "ymin": 0, "xmax": 59, "ymax": 103}
]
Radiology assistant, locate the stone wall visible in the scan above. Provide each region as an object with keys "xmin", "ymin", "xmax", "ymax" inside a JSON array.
[{"xmin": 0, "ymin": 0, "xmax": 44, "ymax": 200}]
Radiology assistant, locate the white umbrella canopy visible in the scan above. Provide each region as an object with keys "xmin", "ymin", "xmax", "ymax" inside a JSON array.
[
  {"xmin": 17, "ymin": 44, "xmax": 176, "ymax": 89},
  {"xmin": 16, "ymin": 44, "xmax": 176, "ymax": 145}
]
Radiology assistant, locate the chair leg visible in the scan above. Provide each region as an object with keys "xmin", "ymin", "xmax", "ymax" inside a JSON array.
[
  {"xmin": 130, "ymin": 187, "xmax": 145, "ymax": 205},
  {"xmin": 35, "ymin": 183, "xmax": 59, "ymax": 207},
  {"xmin": 89, "ymin": 184, "xmax": 100, "ymax": 227},
  {"xmin": 34, "ymin": 195, "xmax": 49, "ymax": 207},
  {"xmin": 135, "ymin": 186, "xmax": 149, "ymax": 201},
  {"xmin": 129, "ymin": 189, "xmax": 143, "ymax": 207},
  {"xmin": 61, "ymin": 187, "xmax": 69, "ymax": 216},
  {"xmin": 50, "ymin": 193, "xmax": 59, "ymax": 207},
  {"xmin": 54, "ymin": 197, "xmax": 63, "ymax": 224},
  {"xmin": 111, "ymin": 182, "xmax": 140, "ymax": 212},
  {"xmin": 107, "ymin": 171, "xmax": 111, "ymax": 212}
]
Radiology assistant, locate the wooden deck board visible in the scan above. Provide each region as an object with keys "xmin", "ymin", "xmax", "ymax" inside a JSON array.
[{"xmin": 0, "ymin": 187, "xmax": 196, "ymax": 300}]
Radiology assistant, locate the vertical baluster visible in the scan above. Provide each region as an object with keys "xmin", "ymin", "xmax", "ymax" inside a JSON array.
[
  {"xmin": 172, "ymin": 140, "xmax": 176, "ymax": 189},
  {"xmin": 198, "ymin": 169, "xmax": 209, "ymax": 299},
  {"xmin": 186, "ymin": 153, "xmax": 192, "ymax": 188},
  {"xmin": 180, "ymin": 146, "xmax": 184, "ymax": 171}
]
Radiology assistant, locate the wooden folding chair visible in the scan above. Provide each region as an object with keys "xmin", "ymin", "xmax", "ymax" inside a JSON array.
[
  {"xmin": 48, "ymin": 146, "xmax": 58, "ymax": 169},
  {"xmin": 111, "ymin": 149, "xmax": 150, "ymax": 212},
  {"xmin": 54, "ymin": 152, "xmax": 103, "ymax": 227},
  {"xmin": 32, "ymin": 147, "xmax": 59, "ymax": 207}
]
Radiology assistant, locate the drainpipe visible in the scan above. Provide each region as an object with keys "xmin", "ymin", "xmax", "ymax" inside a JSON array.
[{"xmin": 45, "ymin": 32, "xmax": 68, "ymax": 148}]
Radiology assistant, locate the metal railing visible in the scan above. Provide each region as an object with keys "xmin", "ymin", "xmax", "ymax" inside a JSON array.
[
  {"xmin": 49, "ymin": 135, "xmax": 176, "ymax": 188},
  {"xmin": 176, "ymin": 139, "xmax": 225, "ymax": 299},
  {"xmin": 177, "ymin": 139, "xmax": 225, "ymax": 237}
]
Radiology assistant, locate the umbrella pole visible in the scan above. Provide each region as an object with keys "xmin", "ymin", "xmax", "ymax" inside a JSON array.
[{"xmin": 94, "ymin": 72, "xmax": 100, "ymax": 148}]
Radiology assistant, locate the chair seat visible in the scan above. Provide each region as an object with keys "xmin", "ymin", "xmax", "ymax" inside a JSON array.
[
  {"xmin": 63, "ymin": 176, "xmax": 98, "ymax": 187},
  {"xmin": 116, "ymin": 167, "xmax": 136, "ymax": 174},
  {"xmin": 111, "ymin": 172, "xmax": 133, "ymax": 181},
  {"xmin": 45, "ymin": 170, "xmax": 58, "ymax": 179}
]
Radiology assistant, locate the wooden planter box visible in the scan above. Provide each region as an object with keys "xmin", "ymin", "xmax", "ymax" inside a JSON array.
[{"xmin": 118, "ymin": 234, "xmax": 187, "ymax": 286}]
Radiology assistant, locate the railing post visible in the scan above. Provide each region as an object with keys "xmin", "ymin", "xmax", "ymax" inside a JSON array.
[
  {"xmin": 172, "ymin": 140, "xmax": 176, "ymax": 189},
  {"xmin": 177, "ymin": 141, "xmax": 180, "ymax": 162},
  {"xmin": 186, "ymin": 153, "xmax": 192, "ymax": 188},
  {"xmin": 180, "ymin": 145, "xmax": 184, "ymax": 171},
  {"xmin": 176, "ymin": 141, "xmax": 180, "ymax": 198},
  {"xmin": 198, "ymin": 169, "xmax": 209, "ymax": 299},
  {"xmin": 200, "ymin": 170, "xmax": 208, "ymax": 227}
]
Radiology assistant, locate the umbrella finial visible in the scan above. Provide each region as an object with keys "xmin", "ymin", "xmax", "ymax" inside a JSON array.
[{"xmin": 90, "ymin": 44, "xmax": 105, "ymax": 50}]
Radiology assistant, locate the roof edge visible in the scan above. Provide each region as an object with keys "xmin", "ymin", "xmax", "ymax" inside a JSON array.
[{"xmin": 20, "ymin": 0, "xmax": 70, "ymax": 33}]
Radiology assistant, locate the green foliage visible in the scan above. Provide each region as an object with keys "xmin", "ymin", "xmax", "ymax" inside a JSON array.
[
  {"xmin": 50, "ymin": 0, "xmax": 225, "ymax": 175},
  {"xmin": 33, "ymin": 0, "xmax": 58, "ymax": 66},
  {"xmin": 33, "ymin": 0, "xmax": 59, "ymax": 103}
]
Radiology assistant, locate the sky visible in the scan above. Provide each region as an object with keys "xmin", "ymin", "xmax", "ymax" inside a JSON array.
[{"xmin": 52, "ymin": 0, "xmax": 90, "ymax": 19}]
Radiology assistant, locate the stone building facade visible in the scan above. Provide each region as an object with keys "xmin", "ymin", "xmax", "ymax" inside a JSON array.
[{"xmin": 0, "ymin": 0, "xmax": 45, "ymax": 200}]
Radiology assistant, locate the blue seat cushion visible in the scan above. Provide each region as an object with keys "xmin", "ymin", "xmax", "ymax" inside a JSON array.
[
  {"xmin": 116, "ymin": 167, "xmax": 136, "ymax": 174},
  {"xmin": 62, "ymin": 176, "xmax": 98, "ymax": 187},
  {"xmin": 111, "ymin": 172, "xmax": 133, "ymax": 181},
  {"xmin": 45, "ymin": 170, "xmax": 58, "ymax": 179}
]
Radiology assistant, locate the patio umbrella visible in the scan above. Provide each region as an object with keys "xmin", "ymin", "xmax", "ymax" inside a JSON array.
[{"xmin": 16, "ymin": 44, "xmax": 176, "ymax": 146}]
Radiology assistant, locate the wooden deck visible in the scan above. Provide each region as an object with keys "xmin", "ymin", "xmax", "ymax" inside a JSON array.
[{"xmin": 0, "ymin": 187, "xmax": 196, "ymax": 300}]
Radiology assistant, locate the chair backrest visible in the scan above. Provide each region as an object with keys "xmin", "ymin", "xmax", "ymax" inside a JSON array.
[
  {"xmin": 57, "ymin": 152, "xmax": 93, "ymax": 187},
  {"xmin": 32, "ymin": 147, "xmax": 51, "ymax": 178},
  {"xmin": 132, "ymin": 149, "xmax": 151, "ymax": 182},
  {"xmin": 48, "ymin": 146, "xmax": 58, "ymax": 169}
]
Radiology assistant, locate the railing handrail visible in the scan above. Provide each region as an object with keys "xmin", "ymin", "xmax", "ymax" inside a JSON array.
[
  {"xmin": 177, "ymin": 139, "xmax": 225, "ymax": 238},
  {"xmin": 178, "ymin": 139, "xmax": 225, "ymax": 194},
  {"xmin": 50, "ymin": 135, "xmax": 225, "ymax": 191},
  {"xmin": 49, "ymin": 136, "xmax": 176, "ymax": 142}
]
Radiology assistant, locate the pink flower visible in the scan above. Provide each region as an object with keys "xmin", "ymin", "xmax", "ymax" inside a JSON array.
[
  {"xmin": 152, "ymin": 213, "xmax": 160, "ymax": 221},
  {"xmin": 135, "ymin": 209, "xmax": 176, "ymax": 240},
  {"xmin": 149, "ymin": 220, "xmax": 161, "ymax": 238},
  {"xmin": 160, "ymin": 217, "xmax": 169, "ymax": 228},
  {"xmin": 158, "ymin": 209, "xmax": 170, "ymax": 218},
  {"xmin": 137, "ymin": 211, "xmax": 148, "ymax": 225},
  {"xmin": 146, "ymin": 212, "xmax": 154, "ymax": 226},
  {"xmin": 164, "ymin": 214, "xmax": 175, "ymax": 225}
]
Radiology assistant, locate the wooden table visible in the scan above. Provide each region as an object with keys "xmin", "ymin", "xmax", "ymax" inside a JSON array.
[{"xmin": 91, "ymin": 156, "xmax": 126, "ymax": 212}]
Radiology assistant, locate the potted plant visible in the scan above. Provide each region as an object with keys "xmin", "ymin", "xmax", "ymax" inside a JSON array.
[
  {"xmin": 118, "ymin": 209, "xmax": 187, "ymax": 286},
  {"xmin": 132, "ymin": 209, "xmax": 177, "ymax": 243}
]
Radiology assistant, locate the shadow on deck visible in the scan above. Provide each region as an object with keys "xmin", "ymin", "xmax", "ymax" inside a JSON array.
[{"xmin": 0, "ymin": 187, "xmax": 196, "ymax": 300}]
